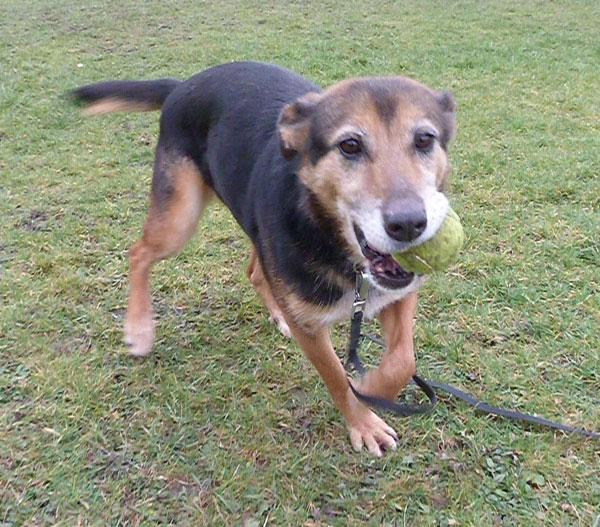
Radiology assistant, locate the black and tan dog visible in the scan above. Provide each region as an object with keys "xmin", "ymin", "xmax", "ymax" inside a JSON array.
[{"xmin": 72, "ymin": 62, "xmax": 456, "ymax": 456}]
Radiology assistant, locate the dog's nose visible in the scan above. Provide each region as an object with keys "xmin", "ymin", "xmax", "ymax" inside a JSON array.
[{"xmin": 383, "ymin": 198, "xmax": 427, "ymax": 242}]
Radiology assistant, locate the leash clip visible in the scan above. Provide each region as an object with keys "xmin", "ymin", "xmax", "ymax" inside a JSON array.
[{"xmin": 352, "ymin": 267, "xmax": 370, "ymax": 316}]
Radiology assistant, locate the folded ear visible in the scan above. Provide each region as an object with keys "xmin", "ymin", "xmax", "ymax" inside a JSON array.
[
  {"xmin": 277, "ymin": 92, "xmax": 322, "ymax": 159},
  {"xmin": 436, "ymin": 90, "xmax": 457, "ymax": 148},
  {"xmin": 437, "ymin": 90, "xmax": 456, "ymax": 113}
]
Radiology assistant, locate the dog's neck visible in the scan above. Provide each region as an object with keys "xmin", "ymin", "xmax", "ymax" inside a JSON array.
[{"xmin": 287, "ymin": 173, "xmax": 356, "ymax": 286}]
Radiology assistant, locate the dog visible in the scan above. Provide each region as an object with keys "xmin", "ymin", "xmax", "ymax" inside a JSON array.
[{"xmin": 72, "ymin": 62, "xmax": 456, "ymax": 457}]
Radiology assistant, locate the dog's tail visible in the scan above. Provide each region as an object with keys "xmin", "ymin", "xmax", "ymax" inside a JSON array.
[{"xmin": 70, "ymin": 78, "xmax": 182, "ymax": 116}]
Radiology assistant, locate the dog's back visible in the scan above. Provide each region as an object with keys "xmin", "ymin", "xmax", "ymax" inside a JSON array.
[
  {"xmin": 72, "ymin": 62, "xmax": 320, "ymax": 233},
  {"xmin": 159, "ymin": 62, "xmax": 320, "ymax": 229}
]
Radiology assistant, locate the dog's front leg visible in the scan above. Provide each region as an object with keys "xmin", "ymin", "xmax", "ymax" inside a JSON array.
[
  {"xmin": 288, "ymin": 322, "xmax": 398, "ymax": 457},
  {"xmin": 355, "ymin": 292, "xmax": 417, "ymax": 400}
]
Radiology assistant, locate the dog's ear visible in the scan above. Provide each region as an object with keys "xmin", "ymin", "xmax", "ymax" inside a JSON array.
[
  {"xmin": 277, "ymin": 92, "xmax": 322, "ymax": 160},
  {"xmin": 436, "ymin": 90, "xmax": 457, "ymax": 148}
]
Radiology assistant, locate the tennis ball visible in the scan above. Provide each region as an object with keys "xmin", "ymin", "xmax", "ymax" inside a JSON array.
[{"xmin": 392, "ymin": 208, "xmax": 464, "ymax": 274}]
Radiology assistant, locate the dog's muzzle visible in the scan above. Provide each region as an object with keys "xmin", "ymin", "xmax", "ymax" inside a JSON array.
[{"xmin": 353, "ymin": 225, "xmax": 414, "ymax": 289}]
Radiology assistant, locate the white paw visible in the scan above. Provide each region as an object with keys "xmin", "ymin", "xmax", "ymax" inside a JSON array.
[
  {"xmin": 348, "ymin": 411, "xmax": 398, "ymax": 457},
  {"xmin": 269, "ymin": 314, "xmax": 292, "ymax": 339},
  {"xmin": 124, "ymin": 315, "xmax": 155, "ymax": 357},
  {"xmin": 345, "ymin": 388, "xmax": 398, "ymax": 457}
]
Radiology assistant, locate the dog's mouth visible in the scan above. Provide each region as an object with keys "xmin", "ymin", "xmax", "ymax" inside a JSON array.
[{"xmin": 353, "ymin": 225, "xmax": 414, "ymax": 289}]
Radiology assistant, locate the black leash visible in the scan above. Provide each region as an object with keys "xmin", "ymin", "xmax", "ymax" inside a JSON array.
[
  {"xmin": 345, "ymin": 272, "xmax": 600, "ymax": 439},
  {"xmin": 346, "ymin": 310, "xmax": 437, "ymax": 416}
]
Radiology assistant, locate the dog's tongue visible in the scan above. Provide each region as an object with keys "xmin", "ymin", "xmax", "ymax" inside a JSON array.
[{"xmin": 372, "ymin": 253, "xmax": 403, "ymax": 277}]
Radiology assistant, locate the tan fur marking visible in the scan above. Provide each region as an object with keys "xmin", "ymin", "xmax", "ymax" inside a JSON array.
[
  {"xmin": 124, "ymin": 157, "xmax": 213, "ymax": 356},
  {"xmin": 274, "ymin": 285, "xmax": 353, "ymax": 334},
  {"xmin": 83, "ymin": 98, "xmax": 162, "ymax": 116},
  {"xmin": 436, "ymin": 157, "xmax": 452, "ymax": 191},
  {"xmin": 278, "ymin": 92, "xmax": 322, "ymax": 157},
  {"xmin": 246, "ymin": 247, "xmax": 291, "ymax": 338},
  {"xmin": 281, "ymin": 291, "xmax": 332, "ymax": 332},
  {"xmin": 354, "ymin": 293, "xmax": 417, "ymax": 400}
]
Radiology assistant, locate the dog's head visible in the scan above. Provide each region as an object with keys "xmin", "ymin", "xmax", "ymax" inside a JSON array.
[{"xmin": 278, "ymin": 77, "xmax": 456, "ymax": 290}]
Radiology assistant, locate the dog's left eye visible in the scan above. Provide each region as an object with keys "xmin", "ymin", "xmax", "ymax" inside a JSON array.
[
  {"xmin": 338, "ymin": 138, "xmax": 363, "ymax": 157},
  {"xmin": 414, "ymin": 131, "xmax": 436, "ymax": 152}
]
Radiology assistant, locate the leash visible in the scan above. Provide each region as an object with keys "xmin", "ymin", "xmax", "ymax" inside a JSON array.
[{"xmin": 345, "ymin": 270, "xmax": 600, "ymax": 439}]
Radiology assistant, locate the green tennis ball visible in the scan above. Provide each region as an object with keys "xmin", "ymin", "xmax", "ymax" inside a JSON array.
[{"xmin": 392, "ymin": 208, "xmax": 464, "ymax": 274}]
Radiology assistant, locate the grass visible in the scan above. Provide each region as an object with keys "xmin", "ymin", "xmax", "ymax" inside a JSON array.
[{"xmin": 1, "ymin": 0, "xmax": 599, "ymax": 525}]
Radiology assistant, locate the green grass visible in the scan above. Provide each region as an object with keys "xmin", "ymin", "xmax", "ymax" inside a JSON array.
[{"xmin": 1, "ymin": 0, "xmax": 599, "ymax": 525}]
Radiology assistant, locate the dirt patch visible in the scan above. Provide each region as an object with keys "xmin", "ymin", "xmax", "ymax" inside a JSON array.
[{"xmin": 19, "ymin": 210, "xmax": 50, "ymax": 231}]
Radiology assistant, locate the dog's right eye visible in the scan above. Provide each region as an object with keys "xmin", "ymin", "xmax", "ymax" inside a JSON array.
[{"xmin": 338, "ymin": 138, "xmax": 363, "ymax": 158}]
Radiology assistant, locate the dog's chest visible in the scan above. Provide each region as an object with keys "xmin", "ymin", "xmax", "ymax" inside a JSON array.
[
  {"xmin": 299, "ymin": 276, "xmax": 422, "ymax": 329},
  {"xmin": 363, "ymin": 276, "xmax": 422, "ymax": 319}
]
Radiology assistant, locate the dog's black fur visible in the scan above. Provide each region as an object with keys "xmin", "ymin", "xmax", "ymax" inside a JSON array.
[{"xmin": 75, "ymin": 63, "xmax": 354, "ymax": 306}]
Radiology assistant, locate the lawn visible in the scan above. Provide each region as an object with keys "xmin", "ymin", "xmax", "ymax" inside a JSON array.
[{"xmin": 1, "ymin": 0, "xmax": 599, "ymax": 525}]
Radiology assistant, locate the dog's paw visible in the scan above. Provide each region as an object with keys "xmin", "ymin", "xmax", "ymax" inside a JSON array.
[
  {"xmin": 345, "ymin": 390, "xmax": 398, "ymax": 457},
  {"xmin": 124, "ymin": 315, "xmax": 155, "ymax": 357},
  {"xmin": 269, "ymin": 314, "xmax": 292, "ymax": 339}
]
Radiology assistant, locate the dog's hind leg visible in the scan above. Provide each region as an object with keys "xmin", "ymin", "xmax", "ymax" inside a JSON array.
[
  {"xmin": 125, "ymin": 153, "xmax": 213, "ymax": 356},
  {"xmin": 246, "ymin": 248, "xmax": 292, "ymax": 338}
]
